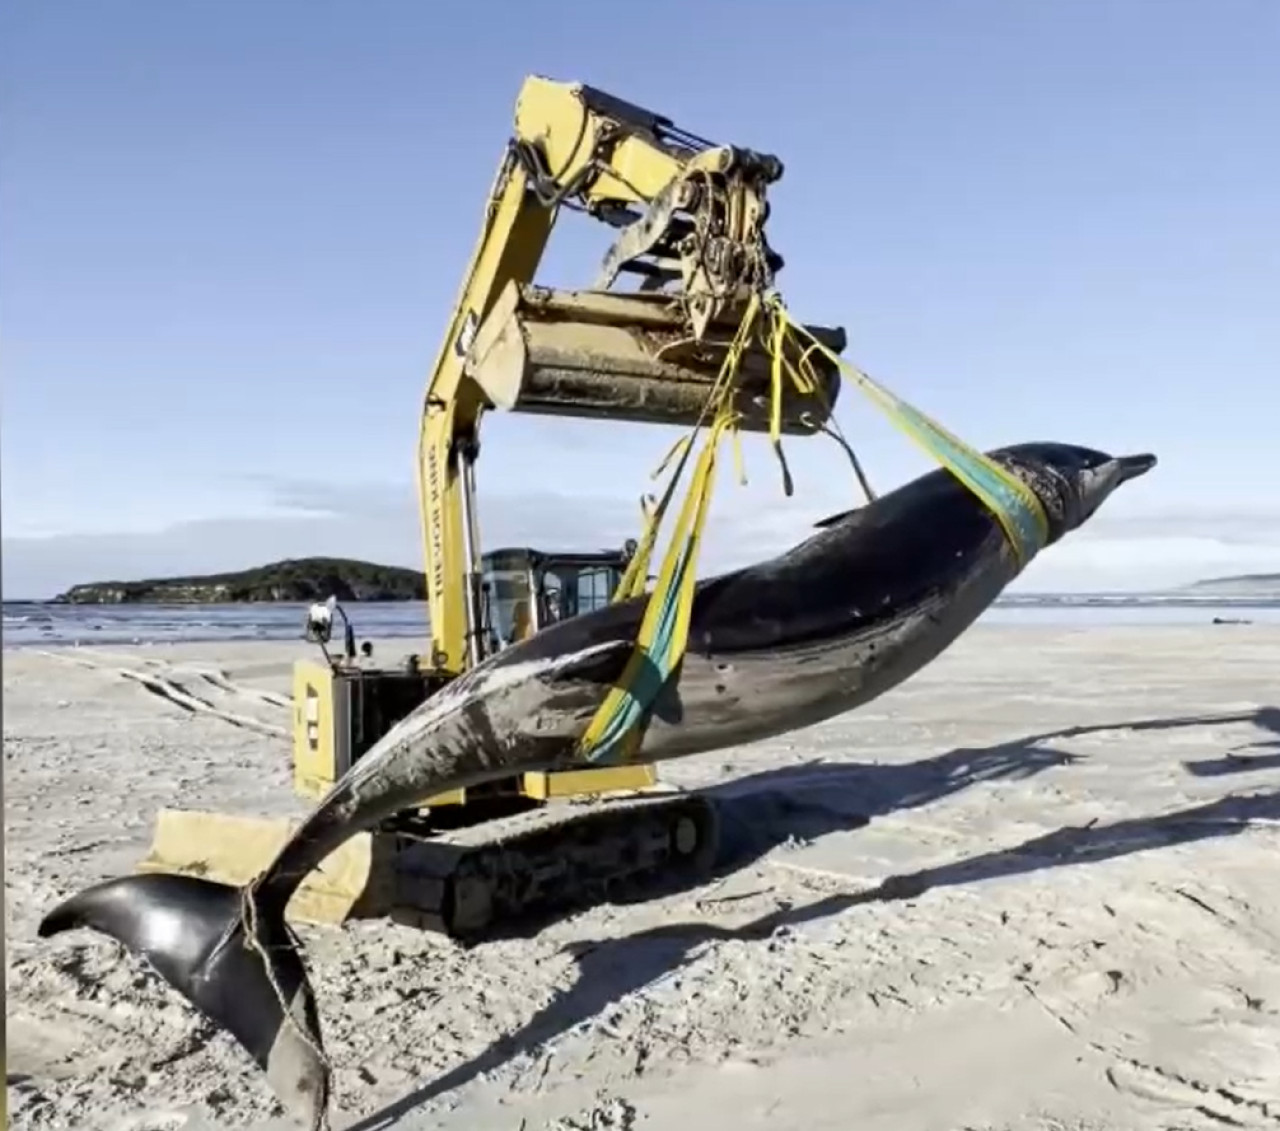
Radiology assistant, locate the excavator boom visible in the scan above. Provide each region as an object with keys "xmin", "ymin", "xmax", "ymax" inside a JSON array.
[{"xmin": 419, "ymin": 75, "xmax": 845, "ymax": 675}]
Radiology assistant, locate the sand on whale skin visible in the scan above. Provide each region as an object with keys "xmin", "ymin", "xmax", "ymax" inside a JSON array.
[{"xmin": 6, "ymin": 624, "xmax": 1280, "ymax": 1131}]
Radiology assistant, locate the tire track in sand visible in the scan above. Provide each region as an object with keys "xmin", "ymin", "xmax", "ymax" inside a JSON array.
[{"xmin": 36, "ymin": 650, "xmax": 288, "ymax": 739}]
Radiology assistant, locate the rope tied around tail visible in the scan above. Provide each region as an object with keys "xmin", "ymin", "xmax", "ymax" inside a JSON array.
[{"xmin": 238, "ymin": 883, "xmax": 334, "ymax": 1086}]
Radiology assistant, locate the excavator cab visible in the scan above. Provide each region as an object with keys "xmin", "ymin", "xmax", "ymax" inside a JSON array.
[{"xmin": 479, "ymin": 546, "xmax": 629, "ymax": 652}]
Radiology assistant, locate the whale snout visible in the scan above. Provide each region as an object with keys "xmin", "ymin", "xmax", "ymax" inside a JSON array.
[
  {"xmin": 1116, "ymin": 453, "xmax": 1157, "ymax": 483},
  {"xmin": 1037, "ymin": 444, "xmax": 1159, "ymax": 537}
]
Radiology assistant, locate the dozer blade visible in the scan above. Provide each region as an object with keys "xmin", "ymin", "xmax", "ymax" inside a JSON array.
[
  {"xmin": 466, "ymin": 281, "xmax": 847, "ymax": 434},
  {"xmin": 136, "ymin": 809, "xmax": 396, "ymax": 926}
]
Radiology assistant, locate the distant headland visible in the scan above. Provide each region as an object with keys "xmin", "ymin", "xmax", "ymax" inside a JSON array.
[
  {"xmin": 41, "ymin": 562, "xmax": 1280, "ymax": 607},
  {"xmin": 1183, "ymin": 572, "xmax": 1280, "ymax": 597},
  {"xmin": 53, "ymin": 558, "xmax": 427, "ymax": 605}
]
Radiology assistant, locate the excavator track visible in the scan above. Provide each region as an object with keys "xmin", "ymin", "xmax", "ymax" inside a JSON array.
[{"xmin": 384, "ymin": 790, "xmax": 721, "ymax": 944}]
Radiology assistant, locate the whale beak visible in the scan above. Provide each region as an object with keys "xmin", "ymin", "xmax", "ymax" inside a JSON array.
[{"xmin": 1115, "ymin": 453, "xmax": 1157, "ymax": 483}]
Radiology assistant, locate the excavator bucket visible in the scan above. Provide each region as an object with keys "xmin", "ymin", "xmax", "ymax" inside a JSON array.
[
  {"xmin": 136, "ymin": 809, "xmax": 395, "ymax": 926},
  {"xmin": 466, "ymin": 281, "xmax": 848, "ymax": 434}
]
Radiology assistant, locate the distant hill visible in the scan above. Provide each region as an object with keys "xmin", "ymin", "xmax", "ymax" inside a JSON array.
[
  {"xmin": 54, "ymin": 557, "xmax": 427, "ymax": 605},
  {"xmin": 1186, "ymin": 572, "xmax": 1280, "ymax": 596}
]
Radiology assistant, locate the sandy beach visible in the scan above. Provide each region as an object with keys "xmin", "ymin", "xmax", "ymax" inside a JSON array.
[{"xmin": 6, "ymin": 624, "xmax": 1280, "ymax": 1131}]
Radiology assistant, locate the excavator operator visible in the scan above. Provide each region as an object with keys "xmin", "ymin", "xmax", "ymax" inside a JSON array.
[{"xmin": 509, "ymin": 598, "xmax": 534, "ymax": 643}]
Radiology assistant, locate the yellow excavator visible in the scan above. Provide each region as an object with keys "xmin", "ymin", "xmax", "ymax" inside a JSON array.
[{"xmin": 140, "ymin": 75, "xmax": 849, "ymax": 941}]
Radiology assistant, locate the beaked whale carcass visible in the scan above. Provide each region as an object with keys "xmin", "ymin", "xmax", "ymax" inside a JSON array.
[{"xmin": 38, "ymin": 440, "xmax": 1156, "ymax": 1129}]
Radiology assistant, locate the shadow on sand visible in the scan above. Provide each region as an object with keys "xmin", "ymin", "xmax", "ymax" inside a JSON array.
[
  {"xmin": 348, "ymin": 707, "xmax": 1280, "ymax": 1130},
  {"xmin": 1182, "ymin": 705, "xmax": 1280, "ymax": 778}
]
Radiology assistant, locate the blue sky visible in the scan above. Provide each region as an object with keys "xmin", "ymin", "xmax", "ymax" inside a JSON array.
[{"xmin": 3, "ymin": 0, "xmax": 1278, "ymax": 599}]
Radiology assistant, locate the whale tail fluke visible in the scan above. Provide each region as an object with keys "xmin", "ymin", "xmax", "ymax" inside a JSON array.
[{"xmin": 39, "ymin": 872, "xmax": 329, "ymax": 1129}]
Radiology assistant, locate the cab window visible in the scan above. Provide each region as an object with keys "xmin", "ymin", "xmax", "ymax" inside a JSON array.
[
  {"xmin": 482, "ymin": 567, "xmax": 533, "ymax": 649},
  {"xmin": 576, "ymin": 567, "xmax": 616, "ymax": 614}
]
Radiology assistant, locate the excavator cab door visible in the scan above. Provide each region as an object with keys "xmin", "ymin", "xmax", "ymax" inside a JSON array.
[
  {"xmin": 478, "ymin": 548, "xmax": 628, "ymax": 656},
  {"xmin": 478, "ymin": 549, "xmax": 537, "ymax": 655}
]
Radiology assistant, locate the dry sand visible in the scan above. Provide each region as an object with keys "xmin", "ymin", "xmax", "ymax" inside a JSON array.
[{"xmin": 6, "ymin": 624, "xmax": 1280, "ymax": 1131}]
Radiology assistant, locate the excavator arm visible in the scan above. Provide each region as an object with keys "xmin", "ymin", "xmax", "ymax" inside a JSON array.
[{"xmin": 417, "ymin": 75, "xmax": 848, "ymax": 676}]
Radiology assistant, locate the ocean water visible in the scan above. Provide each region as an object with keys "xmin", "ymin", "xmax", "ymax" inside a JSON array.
[
  {"xmin": 0, "ymin": 600, "xmax": 431, "ymax": 648},
  {"xmin": 3, "ymin": 595, "xmax": 1279, "ymax": 649}
]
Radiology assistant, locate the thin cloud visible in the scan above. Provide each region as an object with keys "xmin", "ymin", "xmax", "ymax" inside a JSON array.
[
  {"xmin": 1080, "ymin": 506, "xmax": 1280, "ymax": 548},
  {"xmin": 5, "ymin": 475, "xmax": 1280, "ymax": 600},
  {"xmin": 0, "ymin": 480, "xmax": 820, "ymax": 599}
]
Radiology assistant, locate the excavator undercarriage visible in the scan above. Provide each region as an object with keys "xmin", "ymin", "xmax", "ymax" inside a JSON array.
[
  {"xmin": 137, "ymin": 74, "xmax": 851, "ymax": 941},
  {"xmin": 142, "ymin": 791, "xmax": 720, "ymax": 944}
]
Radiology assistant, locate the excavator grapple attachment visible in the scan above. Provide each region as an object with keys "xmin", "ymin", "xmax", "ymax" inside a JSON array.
[{"xmin": 466, "ymin": 281, "xmax": 847, "ymax": 434}]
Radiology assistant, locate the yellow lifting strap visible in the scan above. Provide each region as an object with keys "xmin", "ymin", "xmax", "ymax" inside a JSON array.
[
  {"xmin": 762, "ymin": 294, "xmax": 1050, "ymax": 565},
  {"xmin": 576, "ymin": 299, "xmax": 759, "ymax": 766},
  {"xmin": 609, "ymin": 297, "xmax": 759, "ymax": 607},
  {"xmin": 576, "ymin": 290, "xmax": 1051, "ymax": 768}
]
